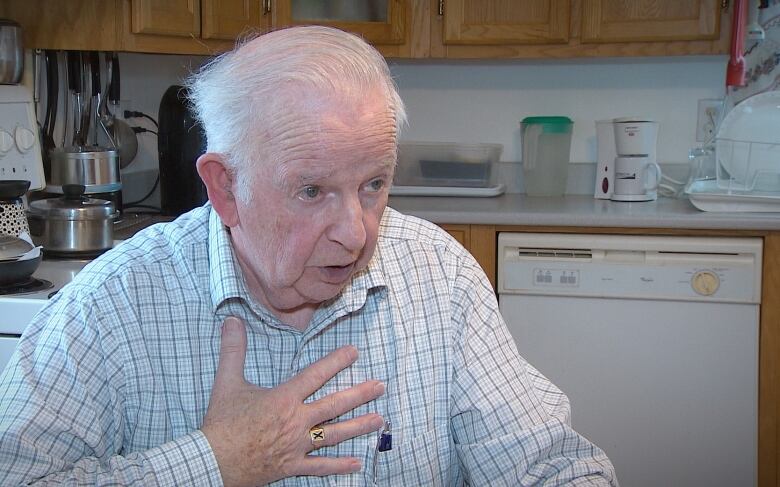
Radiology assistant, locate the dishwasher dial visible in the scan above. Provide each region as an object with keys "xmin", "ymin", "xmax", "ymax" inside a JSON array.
[{"xmin": 691, "ymin": 270, "xmax": 720, "ymax": 296}]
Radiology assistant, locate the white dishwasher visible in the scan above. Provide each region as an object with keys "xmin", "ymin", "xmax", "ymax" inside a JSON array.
[{"xmin": 497, "ymin": 233, "xmax": 762, "ymax": 487}]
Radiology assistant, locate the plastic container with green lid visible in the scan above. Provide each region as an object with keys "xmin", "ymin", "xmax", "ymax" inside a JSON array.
[{"xmin": 520, "ymin": 116, "xmax": 573, "ymax": 196}]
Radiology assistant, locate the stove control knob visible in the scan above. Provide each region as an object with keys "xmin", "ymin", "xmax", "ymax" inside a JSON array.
[
  {"xmin": 14, "ymin": 126, "xmax": 36, "ymax": 153},
  {"xmin": 691, "ymin": 270, "xmax": 720, "ymax": 296},
  {"xmin": 0, "ymin": 130, "xmax": 13, "ymax": 154}
]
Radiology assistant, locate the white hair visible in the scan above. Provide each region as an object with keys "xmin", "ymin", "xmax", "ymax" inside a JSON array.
[{"xmin": 185, "ymin": 25, "xmax": 407, "ymax": 202}]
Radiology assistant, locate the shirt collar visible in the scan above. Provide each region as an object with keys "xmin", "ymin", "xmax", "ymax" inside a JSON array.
[
  {"xmin": 208, "ymin": 207, "xmax": 246, "ymax": 310},
  {"xmin": 206, "ymin": 206, "xmax": 388, "ymax": 330}
]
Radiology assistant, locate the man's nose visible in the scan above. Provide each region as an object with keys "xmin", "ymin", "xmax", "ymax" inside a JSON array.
[{"xmin": 329, "ymin": 195, "xmax": 367, "ymax": 251}]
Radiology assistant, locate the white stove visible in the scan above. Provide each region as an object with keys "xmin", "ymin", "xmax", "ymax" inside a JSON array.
[{"xmin": 0, "ymin": 258, "xmax": 90, "ymax": 373}]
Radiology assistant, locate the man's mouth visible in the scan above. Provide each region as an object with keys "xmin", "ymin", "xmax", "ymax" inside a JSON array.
[{"xmin": 321, "ymin": 262, "xmax": 356, "ymax": 283}]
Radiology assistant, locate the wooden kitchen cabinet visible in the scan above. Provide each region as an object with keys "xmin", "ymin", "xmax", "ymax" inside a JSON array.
[
  {"xmin": 130, "ymin": 0, "xmax": 200, "ymax": 38},
  {"xmin": 131, "ymin": 0, "xmax": 267, "ymax": 41},
  {"xmin": 0, "ymin": 0, "xmax": 270, "ymax": 55},
  {"xmin": 201, "ymin": 0, "xmax": 269, "ymax": 40},
  {"xmin": 273, "ymin": 0, "xmax": 408, "ymax": 45},
  {"xmin": 440, "ymin": 223, "xmax": 469, "ymax": 246},
  {"xmin": 127, "ymin": 0, "xmax": 416, "ymax": 56},
  {"xmin": 430, "ymin": 0, "xmax": 731, "ymax": 58},
  {"xmin": 0, "ymin": 0, "xmax": 120, "ymax": 52},
  {"xmin": 581, "ymin": 0, "xmax": 721, "ymax": 43},
  {"xmin": 442, "ymin": 0, "xmax": 571, "ymax": 45},
  {"xmin": 4, "ymin": 0, "xmax": 731, "ymax": 58},
  {"xmin": 122, "ymin": 0, "xmax": 270, "ymax": 54}
]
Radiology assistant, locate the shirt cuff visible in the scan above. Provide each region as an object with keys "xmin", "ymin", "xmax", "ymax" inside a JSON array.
[{"xmin": 144, "ymin": 430, "xmax": 223, "ymax": 486}]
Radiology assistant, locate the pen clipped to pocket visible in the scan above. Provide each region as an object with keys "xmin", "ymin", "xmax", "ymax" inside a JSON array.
[{"xmin": 372, "ymin": 419, "xmax": 392, "ymax": 485}]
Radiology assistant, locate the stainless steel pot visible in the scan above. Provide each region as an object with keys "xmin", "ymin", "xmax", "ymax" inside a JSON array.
[
  {"xmin": 48, "ymin": 147, "xmax": 121, "ymax": 194},
  {"xmin": 27, "ymin": 185, "xmax": 117, "ymax": 255},
  {"xmin": 0, "ymin": 19, "xmax": 23, "ymax": 85}
]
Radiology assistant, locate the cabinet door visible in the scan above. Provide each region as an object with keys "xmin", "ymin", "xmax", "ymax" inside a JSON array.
[
  {"xmin": 440, "ymin": 224, "xmax": 471, "ymax": 248},
  {"xmin": 581, "ymin": 0, "xmax": 721, "ymax": 43},
  {"xmin": 0, "ymin": 0, "xmax": 119, "ymax": 51},
  {"xmin": 131, "ymin": 0, "xmax": 201, "ymax": 37},
  {"xmin": 202, "ymin": 0, "xmax": 271, "ymax": 40},
  {"xmin": 443, "ymin": 0, "xmax": 570, "ymax": 45},
  {"xmin": 274, "ymin": 0, "xmax": 408, "ymax": 45}
]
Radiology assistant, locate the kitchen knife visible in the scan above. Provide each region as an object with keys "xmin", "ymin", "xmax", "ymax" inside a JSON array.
[
  {"xmin": 107, "ymin": 53, "xmax": 137, "ymax": 168},
  {"xmin": 109, "ymin": 52, "xmax": 120, "ymax": 107},
  {"xmin": 46, "ymin": 50, "xmax": 59, "ymax": 148},
  {"xmin": 66, "ymin": 51, "xmax": 82, "ymax": 146},
  {"xmin": 41, "ymin": 50, "xmax": 58, "ymax": 178},
  {"xmin": 89, "ymin": 51, "xmax": 100, "ymax": 146},
  {"xmin": 78, "ymin": 52, "xmax": 92, "ymax": 147}
]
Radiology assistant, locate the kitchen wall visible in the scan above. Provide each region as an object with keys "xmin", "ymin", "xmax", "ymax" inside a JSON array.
[{"xmin": 119, "ymin": 53, "xmax": 727, "ymax": 201}]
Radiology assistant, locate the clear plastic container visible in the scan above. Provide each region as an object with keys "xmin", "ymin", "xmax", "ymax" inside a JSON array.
[
  {"xmin": 394, "ymin": 142, "xmax": 503, "ymax": 188},
  {"xmin": 521, "ymin": 116, "xmax": 573, "ymax": 196}
]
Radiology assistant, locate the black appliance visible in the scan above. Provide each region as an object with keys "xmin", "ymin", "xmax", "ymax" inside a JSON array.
[{"xmin": 158, "ymin": 85, "xmax": 208, "ymax": 216}]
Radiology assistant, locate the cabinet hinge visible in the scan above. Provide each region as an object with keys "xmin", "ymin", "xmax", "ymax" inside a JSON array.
[
  {"xmin": 438, "ymin": 0, "xmax": 444, "ymax": 16},
  {"xmin": 721, "ymin": 0, "xmax": 729, "ymax": 10}
]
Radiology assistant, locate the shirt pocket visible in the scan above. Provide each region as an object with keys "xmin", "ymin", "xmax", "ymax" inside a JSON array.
[{"xmin": 373, "ymin": 428, "xmax": 444, "ymax": 486}]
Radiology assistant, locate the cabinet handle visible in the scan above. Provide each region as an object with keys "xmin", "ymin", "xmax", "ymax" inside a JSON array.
[
  {"xmin": 438, "ymin": 0, "xmax": 444, "ymax": 16},
  {"xmin": 263, "ymin": 0, "xmax": 271, "ymax": 14},
  {"xmin": 721, "ymin": 0, "xmax": 729, "ymax": 9}
]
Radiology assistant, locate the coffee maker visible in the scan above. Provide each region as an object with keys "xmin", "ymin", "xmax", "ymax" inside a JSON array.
[
  {"xmin": 594, "ymin": 117, "xmax": 661, "ymax": 201},
  {"xmin": 158, "ymin": 85, "xmax": 207, "ymax": 216}
]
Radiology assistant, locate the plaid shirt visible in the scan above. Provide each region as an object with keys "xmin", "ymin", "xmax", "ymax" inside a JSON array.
[{"xmin": 0, "ymin": 205, "xmax": 616, "ymax": 486}]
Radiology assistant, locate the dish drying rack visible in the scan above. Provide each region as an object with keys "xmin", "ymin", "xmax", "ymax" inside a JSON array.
[
  {"xmin": 715, "ymin": 138, "xmax": 780, "ymax": 192},
  {"xmin": 685, "ymin": 140, "xmax": 780, "ymax": 212},
  {"xmin": 685, "ymin": 90, "xmax": 780, "ymax": 212}
]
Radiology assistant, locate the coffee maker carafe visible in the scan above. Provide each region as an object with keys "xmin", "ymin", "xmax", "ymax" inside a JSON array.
[{"xmin": 594, "ymin": 117, "xmax": 662, "ymax": 201}]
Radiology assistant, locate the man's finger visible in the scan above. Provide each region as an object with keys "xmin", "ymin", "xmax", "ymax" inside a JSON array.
[
  {"xmin": 214, "ymin": 316, "xmax": 248, "ymax": 387},
  {"xmin": 306, "ymin": 413, "xmax": 384, "ymax": 451},
  {"xmin": 297, "ymin": 456, "xmax": 363, "ymax": 477},
  {"xmin": 308, "ymin": 380, "xmax": 385, "ymax": 426},
  {"xmin": 285, "ymin": 345, "xmax": 359, "ymax": 398}
]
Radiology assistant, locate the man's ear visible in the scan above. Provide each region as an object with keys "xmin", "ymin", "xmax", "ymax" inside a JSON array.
[{"xmin": 197, "ymin": 153, "xmax": 239, "ymax": 227}]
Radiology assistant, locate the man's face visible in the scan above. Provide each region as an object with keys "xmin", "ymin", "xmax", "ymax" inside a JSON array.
[{"xmin": 229, "ymin": 90, "xmax": 397, "ymax": 317}]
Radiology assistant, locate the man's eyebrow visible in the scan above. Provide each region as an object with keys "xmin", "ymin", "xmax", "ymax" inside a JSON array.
[{"xmin": 297, "ymin": 171, "xmax": 333, "ymax": 184}]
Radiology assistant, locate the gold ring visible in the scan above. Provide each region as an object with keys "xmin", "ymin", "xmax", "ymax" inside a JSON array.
[{"xmin": 309, "ymin": 426, "xmax": 325, "ymax": 445}]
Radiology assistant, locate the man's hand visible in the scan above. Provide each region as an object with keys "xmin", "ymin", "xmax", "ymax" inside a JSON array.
[{"xmin": 201, "ymin": 317, "xmax": 385, "ymax": 487}]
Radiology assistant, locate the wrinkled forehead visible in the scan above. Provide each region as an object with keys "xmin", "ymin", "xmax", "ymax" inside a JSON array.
[{"xmin": 260, "ymin": 86, "xmax": 399, "ymax": 173}]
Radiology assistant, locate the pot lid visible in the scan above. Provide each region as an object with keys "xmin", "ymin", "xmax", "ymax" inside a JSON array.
[
  {"xmin": 0, "ymin": 180, "xmax": 31, "ymax": 200},
  {"xmin": 51, "ymin": 146, "xmax": 119, "ymax": 162},
  {"xmin": 0, "ymin": 234, "xmax": 33, "ymax": 262},
  {"xmin": 28, "ymin": 185, "xmax": 115, "ymax": 220}
]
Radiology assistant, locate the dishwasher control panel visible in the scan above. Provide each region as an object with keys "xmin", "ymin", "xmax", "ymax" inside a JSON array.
[{"xmin": 498, "ymin": 233, "xmax": 762, "ymax": 304}]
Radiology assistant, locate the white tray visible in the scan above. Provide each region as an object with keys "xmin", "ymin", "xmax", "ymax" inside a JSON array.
[
  {"xmin": 389, "ymin": 184, "xmax": 505, "ymax": 197},
  {"xmin": 685, "ymin": 180, "xmax": 780, "ymax": 212}
]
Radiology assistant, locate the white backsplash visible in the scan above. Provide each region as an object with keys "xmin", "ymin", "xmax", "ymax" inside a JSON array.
[{"xmin": 116, "ymin": 53, "xmax": 728, "ymax": 200}]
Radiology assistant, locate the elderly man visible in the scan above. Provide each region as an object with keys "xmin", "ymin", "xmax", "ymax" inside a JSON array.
[{"xmin": 0, "ymin": 26, "xmax": 616, "ymax": 486}]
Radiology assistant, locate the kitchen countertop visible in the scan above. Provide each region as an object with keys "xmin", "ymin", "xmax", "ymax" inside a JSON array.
[{"xmin": 388, "ymin": 194, "xmax": 780, "ymax": 231}]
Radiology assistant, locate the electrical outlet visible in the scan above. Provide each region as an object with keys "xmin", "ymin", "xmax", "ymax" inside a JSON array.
[{"xmin": 696, "ymin": 98, "xmax": 723, "ymax": 142}]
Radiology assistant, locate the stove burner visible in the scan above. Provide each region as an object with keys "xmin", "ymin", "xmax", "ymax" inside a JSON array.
[{"xmin": 0, "ymin": 278, "xmax": 54, "ymax": 296}]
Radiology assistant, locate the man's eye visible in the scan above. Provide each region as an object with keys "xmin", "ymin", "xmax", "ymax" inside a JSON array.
[
  {"xmin": 302, "ymin": 186, "xmax": 320, "ymax": 199},
  {"xmin": 366, "ymin": 179, "xmax": 385, "ymax": 192}
]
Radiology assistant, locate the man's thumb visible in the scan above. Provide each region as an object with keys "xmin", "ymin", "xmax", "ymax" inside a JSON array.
[{"xmin": 215, "ymin": 316, "xmax": 248, "ymax": 385}]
